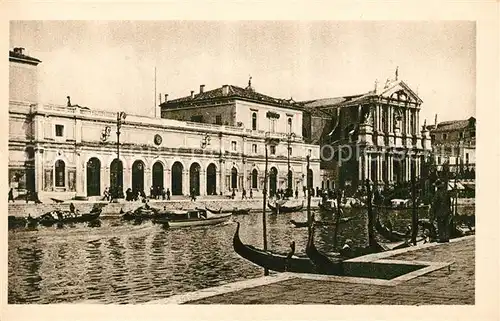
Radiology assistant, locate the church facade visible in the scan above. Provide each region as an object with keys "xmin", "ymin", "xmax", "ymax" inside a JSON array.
[
  {"xmin": 8, "ymin": 48, "xmax": 320, "ymax": 200},
  {"xmin": 301, "ymin": 74, "xmax": 432, "ymax": 192}
]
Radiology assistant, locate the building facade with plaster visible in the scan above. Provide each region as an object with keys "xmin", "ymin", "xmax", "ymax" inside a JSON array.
[{"xmin": 8, "ymin": 49, "xmax": 320, "ymax": 200}]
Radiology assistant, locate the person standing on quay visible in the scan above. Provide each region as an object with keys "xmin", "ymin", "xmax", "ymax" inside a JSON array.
[
  {"xmin": 249, "ymin": 189, "xmax": 253, "ymax": 199},
  {"xmin": 432, "ymin": 179, "xmax": 451, "ymax": 243},
  {"xmin": 166, "ymin": 188, "xmax": 171, "ymax": 200},
  {"xmin": 295, "ymin": 187, "xmax": 299, "ymax": 199},
  {"xmin": 8, "ymin": 188, "xmax": 14, "ymax": 203},
  {"xmin": 242, "ymin": 188, "xmax": 247, "ymax": 200}
]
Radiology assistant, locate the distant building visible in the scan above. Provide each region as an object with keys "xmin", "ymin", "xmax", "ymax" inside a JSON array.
[
  {"xmin": 428, "ymin": 117, "xmax": 476, "ymax": 177},
  {"xmin": 8, "ymin": 49, "xmax": 320, "ymax": 200},
  {"xmin": 301, "ymin": 75, "xmax": 432, "ymax": 192}
]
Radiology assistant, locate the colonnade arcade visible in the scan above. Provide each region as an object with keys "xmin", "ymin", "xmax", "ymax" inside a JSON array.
[
  {"xmin": 67, "ymin": 156, "xmax": 316, "ymax": 197},
  {"xmin": 358, "ymin": 151, "xmax": 424, "ymax": 185}
]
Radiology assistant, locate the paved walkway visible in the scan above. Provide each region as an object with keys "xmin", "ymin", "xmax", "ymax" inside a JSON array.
[{"xmin": 180, "ymin": 236, "xmax": 475, "ymax": 305}]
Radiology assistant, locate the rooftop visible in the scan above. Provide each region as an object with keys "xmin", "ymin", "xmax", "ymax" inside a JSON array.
[
  {"xmin": 431, "ymin": 117, "xmax": 475, "ymax": 133},
  {"xmin": 9, "ymin": 47, "xmax": 42, "ymax": 65},
  {"xmin": 160, "ymin": 82, "xmax": 300, "ymax": 109}
]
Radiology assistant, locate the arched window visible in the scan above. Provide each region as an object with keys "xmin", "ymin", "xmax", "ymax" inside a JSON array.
[
  {"xmin": 55, "ymin": 160, "xmax": 65, "ymax": 187},
  {"xmin": 252, "ymin": 112, "xmax": 257, "ymax": 130},
  {"xmin": 287, "ymin": 117, "xmax": 292, "ymax": 133}
]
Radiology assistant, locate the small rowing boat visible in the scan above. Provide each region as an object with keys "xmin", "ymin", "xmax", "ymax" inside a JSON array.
[
  {"xmin": 153, "ymin": 209, "xmax": 232, "ymax": 228},
  {"xmin": 268, "ymin": 201, "xmax": 304, "ymax": 213}
]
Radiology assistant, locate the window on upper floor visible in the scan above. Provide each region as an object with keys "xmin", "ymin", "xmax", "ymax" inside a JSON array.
[
  {"xmin": 231, "ymin": 141, "xmax": 237, "ymax": 151},
  {"xmin": 270, "ymin": 145, "xmax": 276, "ymax": 155},
  {"xmin": 459, "ymin": 132, "xmax": 464, "ymax": 139},
  {"xmin": 252, "ymin": 112, "xmax": 257, "ymax": 130},
  {"xmin": 270, "ymin": 119, "xmax": 276, "ymax": 133},
  {"xmin": 471, "ymin": 130, "xmax": 475, "ymax": 138},
  {"xmin": 55, "ymin": 160, "xmax": 65, "ymax": 187},
  {"xmin": 288, "ymin": 147, "xmax": 292, "ymax": 156},
  {"xmin": 437, "ymin": 156, "xmax": 441, "ymax": 165},
  {"xmin": 308, "ymin": 149, "xmax": 312, "ymax": 157},
  {"xmin": 465, "ymin": 153, "xmax": 469, "ymax": 163},
  {"xmin": 215, "ymin": 115, "xmax": 222, "ymax": 125},
  {"xmin": 287, "ymin": 117, "xmax": 292, "ymax": 133},
  {"xmin": 442, "ymin": 133, "xmax": 448, "ymax": 140},
  {"xmin": 252, "ymin": 144, "xmax": 257, "ymax": 154},
  {"xmin": 55, "ymin": 124, "xmax": 64, "ymax": 137}
]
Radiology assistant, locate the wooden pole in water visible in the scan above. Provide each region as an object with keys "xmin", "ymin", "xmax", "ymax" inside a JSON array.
[
  {"xmin": 262, "ymin": 145, "xmax": 269, "ymax": 276},
  {"xmin": 306, "ymin": 155, "xmax": 312, "ymax": 236},
  {"xmin": 411, "ymin": 158, "xmax": 418, "ymax": 245},
  {"xmin": 366, "ymin": 179, "xmax": 375, "ymax": 248},
  {"xmin": 333, "ymin": 189, "xmax": 342, "ymax": 249}
]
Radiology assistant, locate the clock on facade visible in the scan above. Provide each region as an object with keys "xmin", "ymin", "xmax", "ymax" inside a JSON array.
[{"xmin": 154, "ymin": 134, "xmax": 162, "ymax": 145}]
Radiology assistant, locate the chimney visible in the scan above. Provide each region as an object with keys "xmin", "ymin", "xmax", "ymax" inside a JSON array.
[
  {"xmin": 190, "ymin": 90, "xmax": 195, "ymax": 99},
  {"xmin": 222, "ymin": 85, "xmax": 229, "ymax": 96},
  {"xmin": 67, "ymin": 96, "xmax": 71, "ymax": 107},
  {"xmin": 164, "ymin": 94, "xmax": 168, "ymax": 102},
  {"xmin": 159, "ymin": 93, "xmax": 162, "ymax": 104},
  {"xmin": 200, "ymin": 84, "xmax": 205, "ymax": 94}
]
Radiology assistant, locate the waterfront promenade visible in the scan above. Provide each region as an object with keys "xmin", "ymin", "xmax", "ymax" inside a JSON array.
[{"xmin": 149, "ymin": 236, "xmax": 475, "ymax": 305}]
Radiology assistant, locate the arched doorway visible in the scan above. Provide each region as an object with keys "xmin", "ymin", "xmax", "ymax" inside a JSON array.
[
  {"xmin": 231, "ymin": 167, "xmax": 238, "ymax": 190},
  {"xmin": 269, "ymin": 167, "xmax": 278, "ymax": 196},
  {"xmin": 190, "ymin": 163, "xmax": 201, "ymax": 196},
  {"xmin": 86, "ymin": 157, "xmax": 101, "ymax": 196},
  {"xmin": 110, "ymin": 159, "xmax": 123, "ymax": 197},
  {"xmin": 251, "ymin": 169, "xmax": 258, "ymax": 189},
  {"xmin": 307, "ymin": 169, "xmax": 313, "ymax": 189},
  {"xmin": 206, "ymin": 163, "xmax": 217, "ymax": 195},
  {"xmin": 152, "ymin": 162, "xmax": 164, "ymax": 190},
  {"xmin": 171, "ymin": 162, "xmax": 183, "ymax": 195},
  {"xmin": 132, "ymin": 160, "xmax": 145, "ymax": 194}
]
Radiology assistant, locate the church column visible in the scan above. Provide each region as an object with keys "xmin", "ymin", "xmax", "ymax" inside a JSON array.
[
  {"xmin": 366, "ymin": 153, "xmax": 371, "ymax": 181},
  {"xmin": 358, "ymin": 153, "xmax": 365, "ymax": 182},
  {"xmin": 388, "ymin": 104, "xmax": 393, "ymax": 133},
  {"xmin": 405, "ymin": 156, "xmax": 411, "ymax": 181},
  {"xmin": 377, "ymin": 154, "xmax": 382, "ymax": 183},
  {"xmin": 219, "ymin": 160, "xmax": 226, "ymax": 194},
  {"xmin": 76, "ymin": 154, "xmax": 84, "ymax": 196},
  {"xmin": 35, "ymin": 148, "xmax": 44, "ymax": 194},
  {"xmin": 377, "ymin": 105, "xmax": 382, "ymax": 132},
  {"xmin": 387, "ymin": 154, "xmax": 393, "ymax": 184}
]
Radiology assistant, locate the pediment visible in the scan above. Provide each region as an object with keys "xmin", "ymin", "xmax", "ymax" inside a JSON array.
[{"xmin": 379, "ymin": 81, "xmax": 422, "ymax": 104}]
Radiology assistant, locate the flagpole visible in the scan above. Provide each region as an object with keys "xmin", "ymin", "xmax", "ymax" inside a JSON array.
[{"xmin": 154, "ymin": 67, "xmax": 157, "ymax": 118}]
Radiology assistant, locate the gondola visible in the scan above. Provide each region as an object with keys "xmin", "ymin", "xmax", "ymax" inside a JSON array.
[
  {"xmin": 289, "ymin": 216, "xmax": 353, "ymax": 228},
  {"xmin": 122, "ymin": 206, "xmax": 159, "ymax": 221},
  {"xmin": 267, "ymin": 201, "xmax": 304, "ymax": 213},
  {"xmin": 35, "ymin": 208, "xmax": 102, "ymax": 227},
  {"xmin": 233, "ymin": 222, "xmax": 317, "ymax": 273},
  {"xmin": 205, "ymin": 206, "xmax": 251, "ymax": 215},
  {"xmin": 374, "ymin": 214, "xmax": 409, "ymax": 242},
  {"xmin": 50, "ymin": 197, "xmax": 65, "ymax": 204},
  {"xmin": 305, "ymin": 223, "xmax": 344, "ymax": 275}
]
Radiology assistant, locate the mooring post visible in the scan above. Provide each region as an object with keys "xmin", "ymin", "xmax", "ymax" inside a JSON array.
[
  {"xmin": 411, "ymin": 160, "xmax": 418, "ymax": 245},
  {"xmin": 262, "ymin": 146, "xmax": 269, "ymax": 276},
  {"xmin": 366, "ymin": 179, "xmax": 375, "ymax": 248},
  {"xmin": 306, "ymin": 155, "xmax": 312, "ymax": 236}
]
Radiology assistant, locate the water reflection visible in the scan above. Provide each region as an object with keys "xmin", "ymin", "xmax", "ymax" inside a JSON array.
[{"xmin": 8, "ymin": 205, "xmax": 474, "ymax": 304}]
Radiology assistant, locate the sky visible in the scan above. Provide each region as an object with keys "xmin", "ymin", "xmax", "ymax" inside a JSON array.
[{"xmin": 10, "ymin": 20, "xmax": 475, "ymax": 124}]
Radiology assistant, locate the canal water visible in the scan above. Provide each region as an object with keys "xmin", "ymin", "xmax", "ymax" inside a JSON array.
[{"xmin": 8, "ymin": 205, "xmax": 474, "ymax": 304}]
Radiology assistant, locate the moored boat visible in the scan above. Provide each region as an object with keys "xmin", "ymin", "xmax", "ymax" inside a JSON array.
[
  {"xmin": 305, "ymin": 223, "xmax": 344, "ymax": 275},
  {"xmin": 374, "ymin": 214, "xmax": 409, "ymax": 242},
  {"xmin": 35, "ymin": 208, "xmax": 102, "ymax": 227},
  {"xmin": 232, "ymin": 222, "xmax": 317, "ymax": 273},
  {"xmin": 289, "ymin": 216, "xmax": 353, "ymax": 228},
  {"xmin": 267, "ymin": 201, "xmax": 304, "ymax": 213},
  {"xmin": 205, "ymin": 206, "xmax": 251, "ymax": 215},
  {"xmin": 153, "ymin": 209, "xmax": 232, "ymax": 228}
]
